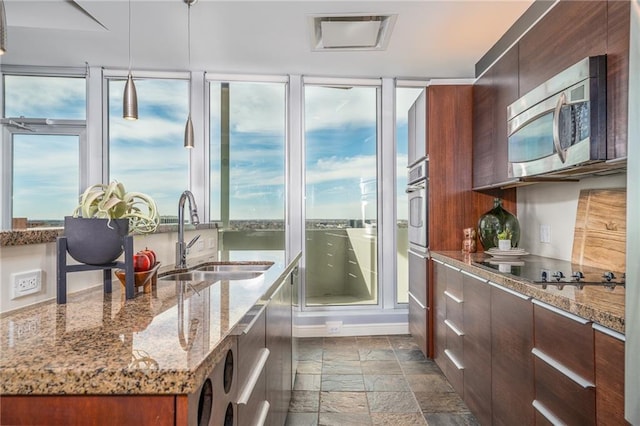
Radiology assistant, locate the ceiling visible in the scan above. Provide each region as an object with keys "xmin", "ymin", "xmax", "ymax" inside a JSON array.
[{"xmin": 1, "ymin": 0, "xmax": 534, "ymax": 79}]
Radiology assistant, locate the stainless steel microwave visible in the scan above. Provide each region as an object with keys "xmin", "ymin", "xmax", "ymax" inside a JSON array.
[{"xmin": 507, "ymin": 56, "xmax": 607, "ymax": 178}]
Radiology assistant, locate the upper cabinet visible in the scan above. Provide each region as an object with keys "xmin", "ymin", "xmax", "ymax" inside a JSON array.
[
  {"xmin": 408, "ymin": 89, "xmax": 428, "ymax": 167},
  {"xmin": 472, "ymin": 46, "xmax": 519, "ymax": 189},
  {"xmin": 472, "ymin": 0, "xmax": 630, "ymax": 189}
]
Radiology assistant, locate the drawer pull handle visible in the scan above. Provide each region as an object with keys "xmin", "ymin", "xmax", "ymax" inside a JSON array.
[
  {"xmin": 237, "ymin": 348, "xmax": 270, "ymax": 405},
  {"xmin": 461, "ymin": 270, "xmax": 487, "ymax": 283},
  {"xmin": 444, "ymin": 263, "xmax": 460, "ymax": 272},
  {"xmin": 444, "ymin": 290, "xmax": 463, "ymax": 304},
  {"xmin": 254, "ymin": 400, "xmax": 270, "ymax": 426},
  {"xmin": 487, "ymin": 281, "xmax": 531, "ymax": 301},
  {"xmin": 592, "ymin": 323, "xmax": 625, "ymax": 341},
  {"xmin": 242, "ymin": 305, "xmax": 267, "ymax": 335},
  {"xmin": 532, "ymin": 400, "xmax": 566, "ymax": 426},
  {"xmin": 444, "ymin": 349, "xmax": 464, "ymax": 370},
  {"xmin": 532, "ymin": 348, "xmax": 594, "ymax": 389},
  {"xmin": 444, "ymin": 319, "xmax": 464, "ymax": 336},
  {"xmin": 532, "ymin": 299, "xmax": 591, "ymax": 325},
  {"xmin": 408, "ymin": 292, "xmax": 427, "ymax": 309}
]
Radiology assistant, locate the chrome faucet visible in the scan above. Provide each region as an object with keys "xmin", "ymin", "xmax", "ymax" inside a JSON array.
[{"xmin": 176, "ymin": 190, "xmax": 200, "ymax": 268}]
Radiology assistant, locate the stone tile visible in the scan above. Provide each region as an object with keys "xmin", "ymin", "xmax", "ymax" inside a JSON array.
[
  {"xmin": 294, "ymin": 374, "xmax": 322, "ymax": 391},
  {"xmin": 322, "ymin": 374, "xmax": 365, "ymax": 391},
  {"xmin": 319, "ymin": 391, "xmax": 369, "ymax": 413},
  {"xmin": 371, "ymin": 412, "xmax": 428, "ymax": 425},
  {"xmin": 323, "ymin": 336, "xmax": 358, "ymax": 349},
  {"xmin": 322, "ymin": 360, "xmax": 362, "ymax": 375},
  {"xmin": 413, "ymin": 391, "xmax": 469, "ymax": 413},
  {"xmin": 363, "ymin": 374, "xmax": 411, "ymax": 392},
  {"xmin": 298, "ymin": 347, "xmax": 324, "ymax": 361},
  {"xmin": 323, "ymin": 347, "xmax": 360, "ymax": 361},
  {"xmin": 388, "ymin": 335, "xmax": 420, "ymax": 350},
  {"xmin": 358, "ymin": 349, "xmax": 396, "ymax": 361},
  {"xmin": 285, "ymin": 412, "xmax": 319, "ymax": 426},
  {"xmin": 318, "ymin": 413, "xmax": 373, "ymax": 426},
  {"xmin": 400, "ymin": 360, "xmax": 442, "ymax": 375},
  {"xmin": 395, "ymin": 348, "xmax": 427, "ymax": 362},
  {"xmin": 360, "ymin": 360, "xmax": 403, "ymax": 375},
  {"xmin": 423, "ymin": 412, "xmax": 480, "ymax": 426},
  {"xmin": 289, "ymin": 390, "xmax": 320, "ymax": 412},
  {"xmin": 297, "ymin": 360, "xmax": 323, "ymax": 375},
  {"xmin": 367, "ymin": 391, "xmax": 421, "ymax": 413},
  {"xmin": 356, "ymin": 336, "xmax": 392, "ymax": 349},
  {"xmin": 406, "ymin": 374, "xmax": 454, "ymax": 394},
  {"xmin": 299, "ymin": 337, "xmax": 325, "ymax": 349}
]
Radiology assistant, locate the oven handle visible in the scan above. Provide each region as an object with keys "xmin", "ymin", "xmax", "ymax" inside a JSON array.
[
  {"xmin": 405, "ymin": 182, "xmax": 425, "ymax": 193},
  {"xmin": 552, "ymin": 92, "xmax": 568, "ymax": 163}
]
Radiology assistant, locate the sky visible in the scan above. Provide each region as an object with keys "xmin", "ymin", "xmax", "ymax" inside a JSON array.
[{"xmin": 4, "ymin": 75, "xmax": 421, "ymax": 224}]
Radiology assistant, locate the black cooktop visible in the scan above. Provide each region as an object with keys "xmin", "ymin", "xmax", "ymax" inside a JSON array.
[{"xmin": 473, "ymin": 255, "xmax": 625, "ymax": 290}]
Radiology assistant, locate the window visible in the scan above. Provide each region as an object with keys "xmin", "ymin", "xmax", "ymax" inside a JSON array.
[
  {"xmin": 209, "ymin": 79, "xmax": 286, "ymax": 252},
  {"xmin": 108, "ymin": 78, "xmax": 189, "ymax": 221},
  {"xmin": 304, "ymin": 83, "xmax": 379, "ymax": 306},
  {"xmin": 1, "ymin": 74, "xmax": 86, "ymax": 229}
]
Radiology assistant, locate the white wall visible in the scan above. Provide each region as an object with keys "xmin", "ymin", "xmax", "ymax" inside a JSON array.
[
  {"xmin": 0, "ymin": 228, "xmax": 217, "ymax": 314},
  {"xmin": 516, "ymin": 173, "xmax": 627, "ymax": 260}
]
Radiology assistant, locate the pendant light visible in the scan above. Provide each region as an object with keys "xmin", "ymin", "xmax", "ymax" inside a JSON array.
[
  {"xmin": 184, "ymin": 0, "xmax": 196, "ymax": 149},
  {"xmin": 123, "ymin": 0, "xmax": 138, "ymax": 120},
  {"xmin": 0, "ymin": 0, "xmax": 7, "ymax": 55}
]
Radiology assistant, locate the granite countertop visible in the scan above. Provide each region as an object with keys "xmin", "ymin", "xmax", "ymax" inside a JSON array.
[
  {"xmin": 0, "ymin": 250, "xmax": 300, "ymax": 395},
  {"xmin": 432, "ymin": 251, "xmax": 625, "ymax": 334},
  {"xmin": 0, "ymin": 222, "xmax": 220, "ymax": 247}
]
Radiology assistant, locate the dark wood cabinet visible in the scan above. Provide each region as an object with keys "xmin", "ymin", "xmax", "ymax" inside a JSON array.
[
  {"xmin": 490, "ymin": 284, "xmax": 534, "ymax": 426},
  {"xmin": 1, "ymin": 395, "xmax": 183, "ymax": 426},
  {"xmin": 461, "ymin": 271, "xmax": 492, "ymax": 426},
  {"xmin": 532, "ymin": 300, "xmax": 596, "ymax": 425},
  {"xmin": 606, "ymin": 0, "xmax": 630, "ymax": 160},
  {"xmin": 472, "ymin": 46, "xmax": 519, "ymax": 189},
  {"xmin": 594, "ymin": 327, "xmax": 628, "ymax": 426},
  {"xmin": 518, "ymin": 1, "xmax": 607, "ymax": 96}
]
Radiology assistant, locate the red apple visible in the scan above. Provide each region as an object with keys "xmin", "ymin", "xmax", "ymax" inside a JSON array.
[{"xmin": 133, "ymin": 252, "xmax": 152, "ymax": 272}]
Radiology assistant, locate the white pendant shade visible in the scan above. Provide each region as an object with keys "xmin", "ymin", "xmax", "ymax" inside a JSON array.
[
  {"xmin": 184, "ymin": 115, "xmax": 194, "ymax": 148},
  {"xmin": 123, "ymin": 74, "xmax": 138, "ymax": 120}
]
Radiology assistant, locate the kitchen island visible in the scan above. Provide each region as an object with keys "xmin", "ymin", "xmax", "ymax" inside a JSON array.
[{"xmin": 0, "ymin": 250, "xmax": 301, "ymax": 425}]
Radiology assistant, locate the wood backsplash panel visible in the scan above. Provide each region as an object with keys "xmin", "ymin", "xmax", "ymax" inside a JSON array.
[{"xmin": 572, "ymin": 188, "xmax": 626, "ymax": 272}]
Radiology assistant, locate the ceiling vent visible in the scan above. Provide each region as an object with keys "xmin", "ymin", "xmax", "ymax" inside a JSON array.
[{"xmin": 308, "ymin": 13, "xmax": 397, "ymax": 51}]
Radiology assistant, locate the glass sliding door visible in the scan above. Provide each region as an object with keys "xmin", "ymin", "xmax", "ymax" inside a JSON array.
[
  {"xmin": 304, "ymin": 84, "xmax": 379, "ymax": 306},
  {"xmin": 395, "ymin": 87, "xmax": 425, "ymax": 304}
]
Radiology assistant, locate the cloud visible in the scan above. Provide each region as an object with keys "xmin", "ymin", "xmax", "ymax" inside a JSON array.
[{"xmin": 4, "ymin": 75, "xmax": 85, "ymax": 119}]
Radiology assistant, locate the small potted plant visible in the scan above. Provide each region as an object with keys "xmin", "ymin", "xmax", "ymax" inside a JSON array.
[
  {"xmin": 64, "ymin": 181, "xmax": 160, "ymax": 265},
  {"xmin": 497, "ymin": 229, "xmax": 512, "ymax": 251}
]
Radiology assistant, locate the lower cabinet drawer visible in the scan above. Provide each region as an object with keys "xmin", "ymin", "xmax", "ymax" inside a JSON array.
[
  {"xmin": 444, "ymin": 348, "xmax": 464, "ymax": 396},
  {"xmin": 533, "ymin": 355, "xmax": 595, "ymax": 426},
  {"xmin": 408, "ymin": 293, "xmax": 428, "ymax": 357}
]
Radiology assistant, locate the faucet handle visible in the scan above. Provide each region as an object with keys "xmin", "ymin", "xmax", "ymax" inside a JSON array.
[{"xmin": 186, "ymin": 234, "xmax": 201, "ymax": 249}]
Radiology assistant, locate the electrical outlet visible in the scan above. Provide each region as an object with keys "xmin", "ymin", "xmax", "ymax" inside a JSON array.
[
  {"xmin": 540, "ymin": 224, "xmax": 551, "ymax": 243},
  {"xmin": 207, "ymin": 238, "xmax": 216, "ymax": 249},
  {"xmin": 326, "ymin": 321, "xmax": 342, "ymax": 335},
  {"xmin": 197, "ymin": 240, "xmax": 205, "ymax": 252},
  {"xmin": 11, "ymin": 270, "xmax": 42, "ymax": 299}
]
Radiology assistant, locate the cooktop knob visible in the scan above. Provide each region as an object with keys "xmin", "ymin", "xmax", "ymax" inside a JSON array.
[
  {"xmin": 571, "ymin": 271, "xmax": 584, "ymax": 281},
  {"xmin": 602, "ymin": 272, "xmax": 616, "ymax": 282},
  {"xmin": 552, "ymin": 271, "xmax": 565, "ymax": 281}
]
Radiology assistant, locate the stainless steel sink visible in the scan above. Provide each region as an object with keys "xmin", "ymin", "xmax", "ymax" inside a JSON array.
[
  {"xmin": 159, "ymin": 270, "xmax": 263, "ymax": 282},
  {"xmin": 194, "ymin": 263, "xmax": 273, "ymax": 272}
]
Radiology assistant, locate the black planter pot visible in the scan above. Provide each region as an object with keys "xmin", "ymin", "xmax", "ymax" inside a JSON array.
[{"xmin": 64, "ymin": 216, "xmax": 129, "ymax": 265}]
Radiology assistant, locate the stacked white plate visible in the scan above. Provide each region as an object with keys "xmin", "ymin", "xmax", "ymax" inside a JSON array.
[{"xmin": 486, "ymin": 247, "xmax": 529, "ymax": 258}]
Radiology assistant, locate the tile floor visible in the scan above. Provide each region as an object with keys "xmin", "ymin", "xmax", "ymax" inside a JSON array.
[{"xmin": 286, "ymin": 335, "xmax": 479, "ymax": 426}]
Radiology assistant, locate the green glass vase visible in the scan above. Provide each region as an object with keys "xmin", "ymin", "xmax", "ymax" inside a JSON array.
[{"xmin": 477, "ymin": 198, "xmax": 520, "ymax": 250}]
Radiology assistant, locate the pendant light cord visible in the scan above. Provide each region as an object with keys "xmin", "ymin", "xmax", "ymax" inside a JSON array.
[
  {"xmin": 128, "ymin": 0, "xmax": 132, "ymax": 71},
  {"xmin": 187, "ymin": 2, "xmax": 192, "ymax": 116}
]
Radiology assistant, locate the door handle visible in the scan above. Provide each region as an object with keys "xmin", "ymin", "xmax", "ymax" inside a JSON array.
[{"xmin": 552, "ymin": 92, "xmax": 568, "ymax": 163}]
